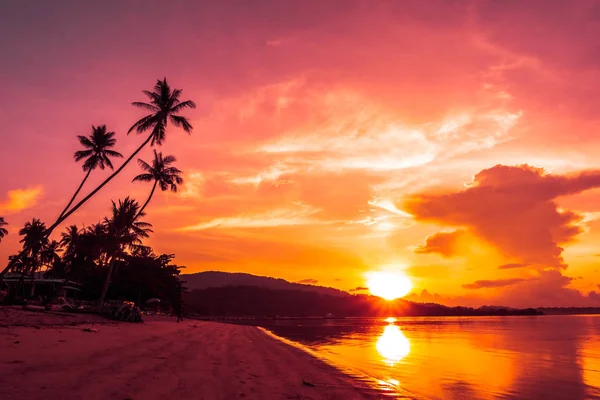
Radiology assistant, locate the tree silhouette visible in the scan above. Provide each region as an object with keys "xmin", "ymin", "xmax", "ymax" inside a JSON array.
[
  {"xmin": 0, "ymin": 217, "xmax": 7, "ymax": 243},
  {"xmin": 18, "ymin": 219, "xmax": 49, "ymax": 296},
  {"xmin": 98, "ymin": 197, "xmax": 153, "ymax": 304},
  {"xmin": 0, "ymin": 78, "xmax": 194, "ymax": 280},
  {"xmin": 58, "ymin": 125, "xmax": 123, "ymax": 220},
  {"xmin": 46, "ymin": 78, "xmax": 195, "ymax": 233},
  {"xmin": 133, "ymin": 150, "xmax": 183, "ymax": 217}
]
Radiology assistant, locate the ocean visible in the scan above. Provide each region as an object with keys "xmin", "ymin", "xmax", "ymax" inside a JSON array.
[{"xmin": 249, "ymin": 315, "xmax": 600, "ymax": 399}]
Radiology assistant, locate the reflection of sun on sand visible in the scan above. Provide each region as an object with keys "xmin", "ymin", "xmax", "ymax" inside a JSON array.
[{"xmin": 376, "ymin": 323, "xmax": 411, "ymax": 365}]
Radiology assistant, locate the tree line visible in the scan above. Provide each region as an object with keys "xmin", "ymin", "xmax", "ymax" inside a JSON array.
[{"xmin": 0, "ymin": 78, "xmax": 195, "ymax": 306}]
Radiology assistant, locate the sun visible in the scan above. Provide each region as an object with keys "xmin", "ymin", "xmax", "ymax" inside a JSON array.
[{"xmin": 366, "ymin": 271, "xmax": 413, "ymax": 300}]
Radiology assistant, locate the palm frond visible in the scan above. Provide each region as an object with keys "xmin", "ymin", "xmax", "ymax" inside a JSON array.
[
  {"xmin": 151, "ymin": 123, "xmax": 166, "ymax": 145},
  {"xmin": 132, "ymin": 101, "xmax": 159, "ymax": 112},
  {"xmin": 169, "ymin": 115, "xmax": 193, "ymax": 133},
  {"xmin": 137, "ymin": 158, "xmax": 153, "ymax": 172},
  {"xmin": 142, "ymin": 90, "xmax": 161, "ymax": 103},
  {"xmin": 74, "ymin": 149, "xmax": 94, "ymax": 162},
  {"xmin": 77, "ymin": 135, "xmax": 94, "ymax": 149},
  {"xmin": 104, "ymin": 149, "xmax": 123, "ymax": 158},
  {"xmin": 170, "ymin": 100, "xmax": 197, "ymax": 113},
  {"xmin": 132, "ymin": 173, "xmax": 154, "ymax": 183},
  {"xmin": 128, "ymin": 114, "xmax": 155, "ymax": 134},
  {"xmin": 162, "ymin": 155, "xmax": 177, "ymax": 164}
]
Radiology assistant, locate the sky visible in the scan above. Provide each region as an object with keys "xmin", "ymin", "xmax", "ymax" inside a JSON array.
[{"xmin": 1, "ymin": 0, "xmax": 600, "ymax": 307}]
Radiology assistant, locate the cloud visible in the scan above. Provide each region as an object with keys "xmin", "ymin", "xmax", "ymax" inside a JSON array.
[
  {"xmin": 296, "ymin": 278, "xmax": 318, "ymax": 285},
  {"xmin": 495, "ymin": 270, "xmax": 600, "ymax": 307},
  {"xmin": 178, "ymin": 204, "xmax": 321, "ymax": 231},
  {"xmin": 498, "ymin": 263, "xmax": 531, "ymax": 270},
  {"xmin": 406, "ymin": 165, "xmax": 600, "ymax": 269},
  {"xmin": 462, "ymin": 278, "xmax": 534, "ymax": 290},
  {"xmin": 415, "ymin": 230, "xmax": 467, "ymax": 258},
  {"xmin": 350, "ymin": 286, "xmax": 369, "ymax": 292},
  {"xmin": 0, "ymin": 186, "xmax": 44, "ymax": 214}
]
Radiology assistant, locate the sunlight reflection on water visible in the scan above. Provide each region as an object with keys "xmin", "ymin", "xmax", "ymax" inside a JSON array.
[
  {"xmin": 376, "ymin": 323, "xmax": 410, "ymax": 365},
  {"xmin": 251, "ymin": 315, "xmax": 600, "ymax": 399}
]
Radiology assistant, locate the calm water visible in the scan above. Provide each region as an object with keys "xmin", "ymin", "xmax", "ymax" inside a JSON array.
[{"xmin": 250, "ymin": 315, "xmax": 600, "ymax": 399}]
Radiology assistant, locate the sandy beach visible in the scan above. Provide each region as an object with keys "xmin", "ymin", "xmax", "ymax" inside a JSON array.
[{"xmin": 0, "ymin": 309, "xmax": 388, "ymax": 400}]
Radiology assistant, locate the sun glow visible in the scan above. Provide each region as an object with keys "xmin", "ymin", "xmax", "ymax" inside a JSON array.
[
  {"xmin": 376, "ymin": 324, "xmax": 411, "ymax": 365},
  {"xmin": 366, "ymin": 271, "xmax": 413, "ymax": 300}
]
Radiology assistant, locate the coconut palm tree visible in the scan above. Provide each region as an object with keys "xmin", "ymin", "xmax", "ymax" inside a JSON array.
[
  {"xmin": 60, "ymin": 225, "xmax": 82, "ymax": 256},
  {"xmin": 0, "ymin": 217, "xmax": 8, "ymax": 243},
  {"xmin": 98, "ymin": 198, "xmax": 153, "ymax": 304},
  {"xmin": 19, "ymin": 219, "xmax": 48, "ymax": 259},
  {"xmin": 1, "ymin": 79, "xmax": 194, "ymax": 279},
  {"xmin": 133, "ymin": 150, "xmax": 183, "ymax": 217},
  {"xmin": 58, "ymin": 126, "xmax": 123, "ymax": 220},
  {"xmin": 18, "ymin": 219, "xmax": 49, "ymax": 297},
  {"xmin": 47, "ymin": 78, "xmax": 195, "ymax": 233}
]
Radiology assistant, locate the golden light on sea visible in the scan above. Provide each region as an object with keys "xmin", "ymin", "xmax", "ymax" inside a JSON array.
[
  {"xmin": 366, "ymin": 271, "xmax": 413, "ymax": 300},
  {"xmin": 376, "ymin": 324, "xmax": 411, "ymax": 365}
]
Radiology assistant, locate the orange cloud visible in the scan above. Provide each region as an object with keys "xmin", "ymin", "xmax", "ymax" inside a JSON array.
[
  {"xmin": 407, "ymin": 165, "xmax": 600, "ymax": 269},
  {"xmin": 462, "ymin": 278, "xmax": 534, "ymax": 290},
  {"xmin": 0, "ymin": 186, "xmax": 44, "ymax": 214},
  {"xmin": 498, "ymin": 263, "xmax": 531, "ymax": 270},
  {"xmin": 415, "ymin": 230, "xmax": 467, "ymax": 258}
]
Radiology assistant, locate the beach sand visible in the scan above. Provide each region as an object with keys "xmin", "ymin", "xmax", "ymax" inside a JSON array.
[{"xmin": 0, "ymin": 309, "xmax": 386, "ymax": 400}]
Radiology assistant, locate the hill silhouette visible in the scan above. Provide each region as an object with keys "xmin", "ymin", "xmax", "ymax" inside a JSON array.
[
  {"xmin": 181, "ymin": 271, "xmax": 348, "ymax": 297},
  {"xmin": 182, "ymin": 284, "xmax": 541, "ymax": 318}
]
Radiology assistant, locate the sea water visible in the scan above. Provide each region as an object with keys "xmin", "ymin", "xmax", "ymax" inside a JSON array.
[{"xmin": 252, "ymin": 315, "xmax": 600, "ymax": 399}]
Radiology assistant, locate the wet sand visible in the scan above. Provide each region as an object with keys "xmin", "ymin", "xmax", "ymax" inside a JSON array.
[{"xmin": 0, "ymin": 310, "xmax": 382, "ymax": 400}]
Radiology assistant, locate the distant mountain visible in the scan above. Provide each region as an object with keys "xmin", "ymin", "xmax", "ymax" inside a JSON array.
[
  {"xmin": 182, "ymin": 284, "xmax": 542, "ymax": 318},
  {"xmin": 180, "ymin": 271, "xmax": 348, "ymax": 298}
]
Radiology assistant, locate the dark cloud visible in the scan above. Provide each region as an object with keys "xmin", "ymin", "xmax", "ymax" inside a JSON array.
[
  {"xmin": 296, "ymin": 278, "xmax": 318, "ymax": 285},
  {"xmin": 350, "ymin": 286, "xmax": 369, "ymax": 292},
  {"xmin": 462, "ymin": 278, "xmax": 534, "ymax": 290},
  {"xmin": 498, "ymin": 263, "xmax": 531, "ymax": 270}
]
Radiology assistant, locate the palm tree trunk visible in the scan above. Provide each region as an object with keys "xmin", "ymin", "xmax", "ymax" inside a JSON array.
[
  {"xmin": 57, "ymin": 168, "xmax": 92, "ymax": 220},
  {"xmin": 0, "ymin": 130, "xmax": 156, "ymax": 280},
  {"xmin": 47, "ymin": 132, "xmax": 155, "ymax": 234},
  {"xmin": 29, "ymin": 270, "xmax": 36, "ymax": 298},
  {"xmin": 98, "ymin": 254, "xmax": 119, "ymax": 306},
  {"xmin": 136, "ymin": 180, "xmax": 158, "ymax": 219}
]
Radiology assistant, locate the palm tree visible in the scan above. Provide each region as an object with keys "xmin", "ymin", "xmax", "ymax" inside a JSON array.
[
  {"xmin": 60, "ymin": 225, "xmax": 82, "ymax": 256},
  {"xmin": 1, "ymin": 79, "xmax": 194, "ymax": 280},
  {"xmin": 0, "ymin": 217, "xmax": 8, "ymax": 242},
  {"xmin": 133, "ymin": 150, "xmax": 183, "ymax": 217},
  {"xmin": 18, "ymin": 219, "xmax": 49, "ymax": 297},
  {"xmin": 58, "ymin": 126, "xmax": 123, "ymax": 220},
  {"xmin": 98, "ymin": 198, "xmax": 153, "ymax": 304},
  {"xmin": 19, "ymin": 219, "xmax": 48, "ymax": 259},
  {"xmin": 46, "ymin": 78, "xmax": 195, "ymax": 234}
]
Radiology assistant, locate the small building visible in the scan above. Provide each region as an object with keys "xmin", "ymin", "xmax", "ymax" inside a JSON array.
[{"xmin": 1, "ymin": 272, "xmax": 82, "ymax": 303}]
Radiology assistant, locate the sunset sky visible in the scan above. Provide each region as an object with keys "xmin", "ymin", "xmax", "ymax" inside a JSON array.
[{"xmin": 2, "ymin": 0, "xmax": 600, "ymax": 307}]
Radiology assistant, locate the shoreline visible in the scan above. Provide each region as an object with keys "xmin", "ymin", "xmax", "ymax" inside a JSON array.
[
  {"xmin": 0, "ymin": 308, "xmax": 399, "ymax": 400},
  {"xmin": 258, "ymin": 326, "xmax": 414, "ymax": 399}
]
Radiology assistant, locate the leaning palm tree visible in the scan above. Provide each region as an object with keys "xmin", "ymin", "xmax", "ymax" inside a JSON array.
[
  {"xmin": 133, "ymin": 150, "xmax": 183, "ymax": 217},
  {"xmin": 0, "ymin": 217, "xmax": 8, "ymax": 243},
  {"xmin": 57, "ymin": 126, "xmax": 123, "ymax": 219},
  {"xmin": 47, "ymin": 78, "xmax": 195, "ymax": 233},
  {"xmin": 1, "ymin": 79, "xmax": 194, "ymax": 279},
  {"xmin": 98, "ymin": 197, "xmax": 153, "ymax": 305}
]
